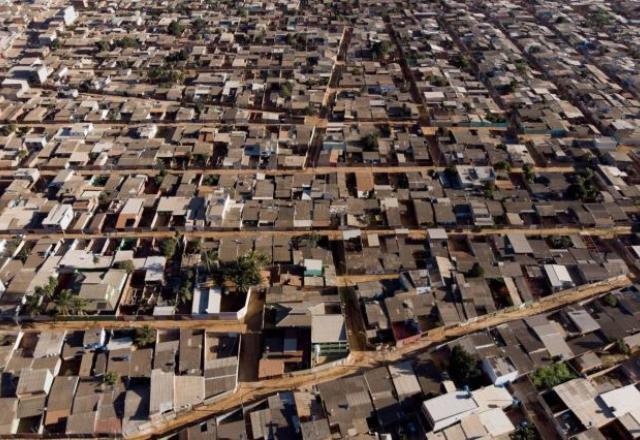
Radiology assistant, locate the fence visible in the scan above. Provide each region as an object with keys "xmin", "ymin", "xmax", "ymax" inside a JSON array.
[{"xmin": 15, "ymin": 289, "xmax": 252, "ymax": 325}]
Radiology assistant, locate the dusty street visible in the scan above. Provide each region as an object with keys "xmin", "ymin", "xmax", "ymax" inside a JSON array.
[{"xmin": 127, "ymin": 275, "xmax": 630, "ymax": 439}]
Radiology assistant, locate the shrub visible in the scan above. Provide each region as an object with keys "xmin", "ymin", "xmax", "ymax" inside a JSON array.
[
  {"xmin": 103, "ymin": 371, "xmax": 118, "ymax": 386},
  {"xmin": 448, "ymin": 345, "xmax": 483, "ymax": 388},
  {"xmin": 134, "ymin": 326, "xmax": 156, "ymax": 348},
  {"xmin": 531, "ymin": 363, "xmax": 576, "ymax": 389}
]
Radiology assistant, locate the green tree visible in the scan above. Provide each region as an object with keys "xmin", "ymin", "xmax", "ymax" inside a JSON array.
[
  {"xmin": 134, "ymin": 326, "xmax": 156, "ymax": 348},
  {"xmin": 531, "ymin": 363, "xmax": 576, "ymax": 389},
  {"xmin": 201, "ymin": 249, "xmax": 218, "ymax": 274},
  {"xmin": 483, "ymin": 181, "xmax": 496, "ymax": 199},
  {"xmin": 179, "ymin": 285, "xmax": 193, "ymax": 305},
  {"xmin": 53, "ymin": 289, "xmax": 86, "ymax": 316},
  {"xmin": 34, "ymin": 277, "xmax": 58, "ymax": 301},
  {"xmin": 467, "ymin": 263, "xmax": 485, "ymax": 278},
  {"xmin": 203, "ymin": 175, "xmax": 219, "ymax": 186},
  {"xmin": 280, "ymin": 81, "xmax": 293, "ymax": 98},
  {"xmin": 616, "ymin": 339, "xmax": 630, "ymax": 356},
  {"xmin": 193, "ymin": 17, "xmax": 207, "ymax": 33},
  {"xmin": 148, "ymin": 67, "xmax": 184, "ymax": 85},
  {"xmin": 361, "ymin": 134, "xmax": 379, "ymax": 151},
  {"xmin": 371, "ymin": 40, "xmax": 392, "ymax": 60},
  {"xmin": 165, "ymin": 49, "xmax": 188, "ymax": 63},
  {"xmin": 522, "ymin": 164, "xmax": 534, "ymax": 182},
  {"xmin": 591, "ymin": 9, "xmax": 612, "ymax": 26},
  {"xmin": 115, "ymin": 260, "xmax": 135, "ymax": 274},
  {"xmin": 161, "ymin": 238, "xmax": 177, "ymax": 258},
  {"xmin": 155, "ymin": 163, "xmax": 166, "ymax": 185},
  {"xmin": 582, "ymin": 151, "xmax": 594, "ymax": 163},
  {"xmin": 494, "ymin": 161, "xmax": 511, "ymax": 171},
  {"xmin": 3, "ymin": 238, "xmax": 20, "ymax": 257},
  {"xmin": 510, "ymin": 424, "xmax": 539, "ymax": 440},
  {"xmin": 505, "ymin": 79, "xmax": 518, "ymax": 93},
  {"xmin": 566, "ymin": 169, "xmax": 598, "ymax": 202},
  {"xmin": 0, "ymin": 124, "xmax": 16, "ymax": 136},
  {"xmin": 115, "ymin": 36, "xmax": 140, "ymax": 48},
  {"xmin": 452, "ymin": 53, "xmax": 470, "ymax": 70},
  {"xmin": 222, "ymin": 251, "xmax": 268, "ymax": 293},
  {"xmin": 23, "ymin": 294, "xmax": 43, "ymax": 317},
  {"xmin": 604, "ymin": 294, "xmax": 618, "ymax": 308},
  {"xmin": 96, "ymin": 40, "xmax": 110, "ymax": 52},
  {"xmin": 168, "ymin": 20, "xmax": 185, "ymax": 36},
  {"xmin": 187, "ymin": 240, "xmax": 202, "ymax": 255},
  {"xmin": 16, "ymin": 246, "xmax": 29, "ymax": 262},
  {"xmin": 566, "ymin": 181, "xmax": 586, "ymax": 201},
  {"xmin": 549, "ymin": 236, "xmax": 572, "ymax": 249},
  {"xmin": 448, "ymin": 345, "xmax": 483, "ymax": 388},
  {"xmin": 103, "ymin": 371, "xmax": 119, "ymax": 386}
]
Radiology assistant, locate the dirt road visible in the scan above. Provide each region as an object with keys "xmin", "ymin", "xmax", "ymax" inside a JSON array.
[
  {"xmin": 127, "ymin": 275, "xmax": 630, "ymax": 440},
  {"xmin": 3, "ymin": 225, "xmax": 628, "ymax": 242}
]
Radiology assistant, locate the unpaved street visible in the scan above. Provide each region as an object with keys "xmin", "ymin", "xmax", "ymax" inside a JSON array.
[{"xmin": 127, "ymin": 275, "xmax": 630, "ymax": 439}]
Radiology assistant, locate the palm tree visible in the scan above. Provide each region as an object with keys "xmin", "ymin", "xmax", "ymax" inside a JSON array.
[
  {"xmin": 201, "ymin": 249, "xmax": 218, "ymax": 275},
  {"xmin": 53, "ymin": 289, "xmax": 74, "ymax": 316},
  {"xmin": 34, "ymin": 277, "xmax": 58, "ymax": 301},
  {"xmin": 134, "ymin": 326, "xmax": 156, "ymax": 348},
  {"xmin": 70, "ymin": 297, "xmax": 87, "ymax": 316},
  {"xmin": 53, "ymin": 290, "xmax": 87, "ymax": 316},
  {"xmin": 161, "ymin": 238, "xmax": 177, "ymax": 258},
  {"xmin": 179, "ymin": 285, "xmax": 193, "ymax": 305},
  {"xmin": 222, "ymin": 251, "xmax": 268, "ymax": 294},
  {"xmin": 22, "ymin": 294, "xmax": 42, "ymax": 317}
]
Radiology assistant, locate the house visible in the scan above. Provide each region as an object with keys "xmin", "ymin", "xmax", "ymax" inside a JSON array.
[
  {"xmin": 481, "ymin": 356, "xmax": 518, "ymax": 386},
  {"xmin": 16, "ymin": 368, "xmax": 54, "ymax": 399},
  {"xmin": 599, "ymin": 384, "xmax": 640, "ymax": 438},
  {"xmin": 317, "ymin": 376, "xmax": 374, "ymax": 437},
  {"xmin": 144, "ymin": 257, "xmax": 166, "ymax": 283},
  {"xmin": 364, "ymin": 367, "xmax": 404, "ymax": 427},
  {"xmin": 116, "ymin": 198, "xmax": 144, "ymax": 230},
  {"xmin": 248, "ymin": 393, "xmax": 298, "ymax": 440},
  {"xmin": 455, "ymin": 165, "xmax": 496, "ymax": 189},
  {"xmin": 543, "ymin": 264, "xmax": 574, "ymax": 292},
  {"xmin": 205, "ymin": 192, "xmax": 231, "ymax": 228},
  {"xmin": 191, "ymin": 287, "xmax": 222, "ymax": 315},
  {"xmin": 78, "ymin": 270, "xmax": 128, "ymax": 313},
  {"xmin": 310, "ymin": 314, "xmax": 348, "ymax": 359},
  {"xmin": 33, "ymin": 332, "xmax": 66, "ymax": 359},
  {"xmin": 422, "ymin": 385, "xmax": 514, "ymax": 433},
  {"xmin": 400, "ymin": 270, "xmax": 431, "ymax": 294},
  {"xmin": 0, "ymin": 399, "xmax": 18, "ymax": 434},
  {"xmin": 553, "ymin": 379, "xmax": 612, "ymax": 429},
  {"xmin": 174, "ymin": 376, "xmax": 205, "ymax": 411},
  {"xmin": 355, "ymin": 172, "xmax": 374, "ymax": 198},
  {"xmin": 62, "ymin": 6, "xmax": 78, "ymax": 26},
  {"xmin": 83, "ymin": 329, "xmax": 106, "ymax": 350},
  {"xmin": 303, "ymin": 259, "xmax": 323, "ymax": 277},
  {"xmin": 506, "ymin": 233, "xmax": 533, "ymax": 255},
  {"xmin": 42, "ymin": 204, "xmax": 74, "ymax": 231},
  {"xmin": 149, "ymin": 369, "xmax": 174, "ymax": 419},
  {"xmin": 44, "ymin": 376, "xmax": 79, "ymax": 427},
  {"xmin": 566, "ymin": 308, "xmax": 601, "ymax": 335},
  {"xmin": 388, "ymin": 361, "xmax": 422, "ymax": 401}
]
